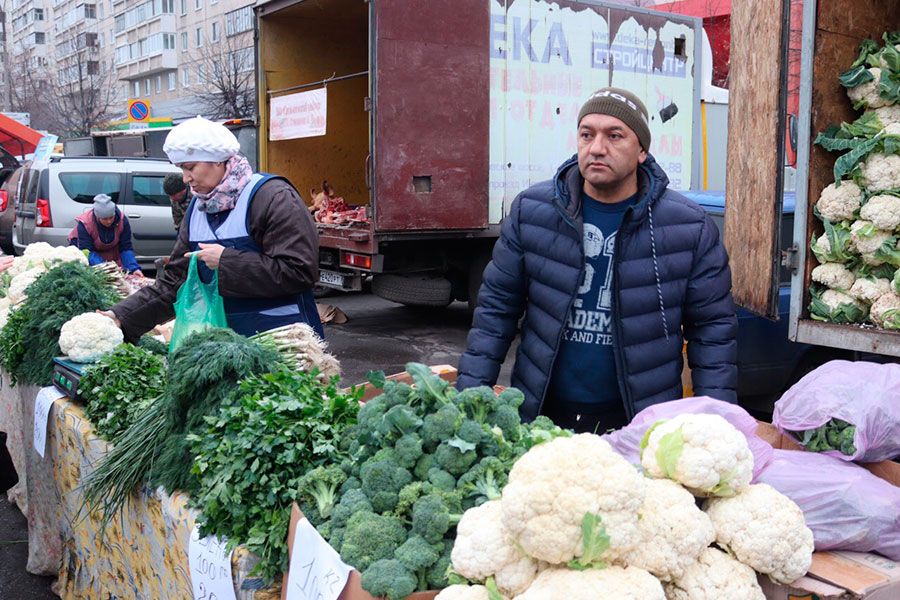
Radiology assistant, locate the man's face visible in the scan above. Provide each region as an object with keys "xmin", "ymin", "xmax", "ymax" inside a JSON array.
[
  {"xmin": 168, "ymin": 187, "xmax": 187, "ymax": 204},
  {"xmin": 577, "ymin": 113, "xmax": 647, "ymax": 196}
]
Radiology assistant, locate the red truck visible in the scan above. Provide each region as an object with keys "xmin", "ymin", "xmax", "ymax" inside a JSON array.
[{"xmin": 255, "ymin": 0, "xmax": 702, "ymax": 308}]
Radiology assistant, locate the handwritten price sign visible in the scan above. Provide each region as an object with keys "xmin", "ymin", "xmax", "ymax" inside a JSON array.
[
  {"xmin": 285, "ymin": 518, "xmax": 351, "ymax": 600},
  {"xmin": 33, "ymin": 387, "xmax": 59, "ymax": 458},
  {"xmin": 189, "ymin": 525, "xmax": 237, "ymax": 600}
]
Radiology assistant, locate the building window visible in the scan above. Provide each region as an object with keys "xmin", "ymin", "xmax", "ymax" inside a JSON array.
[
  {"xmin": 163, "ymin": 0, "xmax": 174, "ymax": 12},
  {"xmin": 197, "ymin": 64, "xmax": 205, "ymax": 84},
  {"xmin": 211, "ymin": 22, "xmax": 219, "ymax": 42},
  {"xmin": 225, "ymin": 6, "xmax": 253, "ymax": 36},
  {"xmin": 99, "ymin": 3, "xmax": 104, "ymax": 18},
  {"xmin": 195, "ymin": 27, "xmax": 202, "ymax": 47},
  {"xmin": 98, "ymin": 33, "xmax": 104, "ymax": 48},
  {"xmin": 155, "ymin": 75, "xmax": 161, "ymax": 93},
  {"xmin": 181, "ymin": 32, "xmax": 188, "ymax": 51},
  {"xmin": 168, "ymin": 72, "xmax": 176, "ymax": 90},
  {"xmin": 34, "ymin": 32, "xmax": 45, "ymax": 44},
  {"xmin": 194, "ymin": 0, "xmax": 201, "ymax": 10},
  {"xmin": 85, "ymin": 4, "xmax": 96, "ymax": 19},
  {"xmin": 180, "ymin": 0, "xmax": 186, "ymax": 15},
  {"xmin": 182, "ymin": 68, "xmax": 190, "ymax": 87},
  {"xmin": 144, "ymin": 79, "xmax": 150, "ymax": 95},
  {"xmin": 133, "ymin": 81, "xmax": 140, "ymax": 97},
  {"xmin": 34, "ymin": 8, "xmax": 44, "ymax": 20},
  {"xmin": 123, "ymin": 83, "xmax": 130, "ymax": 99},
  {"xmin": 164, "ymin": 33, "xmax": 175, "ymax": 50}
]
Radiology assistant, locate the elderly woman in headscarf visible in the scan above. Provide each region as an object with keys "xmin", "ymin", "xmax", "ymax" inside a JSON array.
[{"xmin": 100, "ymin": 116, "xmax": 323, "ymax": 340}]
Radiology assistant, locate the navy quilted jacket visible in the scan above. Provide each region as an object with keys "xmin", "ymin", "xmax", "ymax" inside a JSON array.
[{"xmin": 457, "ymin": 154, "xmax": 738, "ymax": 421}]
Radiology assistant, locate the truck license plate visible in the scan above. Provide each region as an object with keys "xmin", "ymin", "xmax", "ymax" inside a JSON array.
[{"xmin": 319, "ymin": 270, "xmax": 344, "ymax": 287}]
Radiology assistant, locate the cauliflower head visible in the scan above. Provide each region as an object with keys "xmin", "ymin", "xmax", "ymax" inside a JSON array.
[
  {"xmin": 851, "ymin": 220, "xmax": 893, "ymax": 256},
  {"xmin": 514, "ymin": 566, "xmax": 664, "ymax": 600},
  {"xmin": 859, "ymin": 152, "xmax": 900, "ymax": 192},
  {"xmin": 811, "ymin": 263, "xmax": 856, "ymax": 291},
  {"xmin": 847, "ymin": 68, "xmax": 890, "ymax": 109},
  {"xmin": 815, "ymin": 181, "xmax": 862, "ymax": 222},
  {"xmin": 8, "ymin": 267, "xmax": 46, "ymax": 305},
  {"xmin": 451, "ymin": 500, "xmax": 538, "ymax": 597},
  {"xmin": 640, "ymin": 414, "xmax": 753, "ymax": 497},
  {"xmin": 623, "ymin": 479, "xmax": 715, "ymax": 582},
  {"xmin": 871, "ymin": 292, "xmax": 900, "ymax": 329},
  {"xmin": 435, "ymin": 585, "xmax": 492, "ymax": 600},
  {"xmin": 500, "ymin": 434, "xmax": 646, "ymax": 565},
  {"xmin": 665, "ymin": 547, "xmax": 765, "ymax": 600},
  {"xmin": 704, "ymin": 483, "xmax": 813, "ymax": 584},
  {"xmin": 10, "ymin": 243, "xmax": 87, "ymax": 277},
  {"xmin": 860, "ymin": 194, "xmax": 900, "ymax": 231},
  {"xmin": 849, "ymin": 276, "xmax": 892, "ymax": 304},
  {"xmin": 874, "ymin": 105, "xmax": 900, "ymax": 129},
  {"xmin": 58, "ymin": 312, "xmax": 124, "ymax": 363},
  {"xmin": 811, "ymin": 289, "xmax": 869, "ymax": 323}
]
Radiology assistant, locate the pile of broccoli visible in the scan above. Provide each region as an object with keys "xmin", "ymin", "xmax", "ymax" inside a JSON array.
[{"xmin": 294, "ymin": 363, "xmax": 568, "ymax": 600}]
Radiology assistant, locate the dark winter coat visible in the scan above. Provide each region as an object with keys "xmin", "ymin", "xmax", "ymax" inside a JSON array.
[{"xmin": 457, "ymin": 154, "xmax": 738, "ymax": 421}]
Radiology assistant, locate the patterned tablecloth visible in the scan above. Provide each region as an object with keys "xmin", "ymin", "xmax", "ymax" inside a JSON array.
[{"xmin": 0, "ymin": 376, "xmax": 281, "ymax": 600}]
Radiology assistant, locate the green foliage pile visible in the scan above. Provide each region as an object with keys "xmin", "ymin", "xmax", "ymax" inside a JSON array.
[
  {"xmin": 0, "ymin": 263, "xmax": 119, "ymax": 385},
  {"xmin": 189, "ymin": 366, "xmax": 361, "ymax": 581},
  {"xmin": 80, "ymin": 344, "xmax": 166, "ymax": 442}
]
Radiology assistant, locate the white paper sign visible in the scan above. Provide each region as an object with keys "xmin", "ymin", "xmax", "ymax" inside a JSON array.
[
  {"xmin": 285, "ymin": 517, "xmax": 351, "ymax": 600},
  {"xmin": 33, "ymin": 387, "xmax": 58, "ymax": 458},
  {"xmin": 270, "ymin": 88, "xmax": 327, "ymax": 141},
  {"xmin": 189, "ymin": 525, "xmax": 237, "ymax": 600}
]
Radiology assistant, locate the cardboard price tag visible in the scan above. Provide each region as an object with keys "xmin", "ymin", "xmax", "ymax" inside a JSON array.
[
  {"xmin": 33, "ymin": 387, "xmax": 58, "ymax": 458},
  {"xmin": 189, "ymin": 525, "xmax": 237, "ymax": 600},
  {"xmin": 285, "ymin": 517, "xmax": 351, "ymax": 600}
]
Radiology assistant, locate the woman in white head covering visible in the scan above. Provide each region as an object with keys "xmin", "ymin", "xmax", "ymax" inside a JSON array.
[{"xmin": 99, "ymin": 116, "xmax": 323, "ymax": 340}]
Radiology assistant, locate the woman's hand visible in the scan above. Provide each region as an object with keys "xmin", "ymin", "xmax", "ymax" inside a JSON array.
[
  {"xmin": 95, "ymin": 310, "xmax": 121, "ymax": 328},
  {"xmin": 187, "ymin": 243, "xmax": 226, "ymax": 270}
]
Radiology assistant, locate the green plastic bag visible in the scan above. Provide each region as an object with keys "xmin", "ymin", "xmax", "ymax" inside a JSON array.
[{"xmin": 169, "ymin": 254, "xmax": 228, "ymax": 352}]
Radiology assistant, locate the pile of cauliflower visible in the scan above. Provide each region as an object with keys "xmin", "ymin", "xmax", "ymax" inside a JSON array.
[
  {"xmin": 58, "ymin": 312, "xmax": 124, "ymax": 363},
  {"xmin": 810, "ymin": 33, "xmax": 900, "ymax": 329},
  {"xmin": 436, "ymin": 414, "xmax": 814, "ymax": 600}
]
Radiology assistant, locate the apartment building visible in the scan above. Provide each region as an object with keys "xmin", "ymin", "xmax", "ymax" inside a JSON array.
[{"xmin": 1, "ymin": 0, "xmax": 255, "ymax": 130}]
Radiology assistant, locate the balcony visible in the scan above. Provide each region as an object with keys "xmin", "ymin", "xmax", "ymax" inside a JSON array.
[{"xmin": 116, "ymin": 48, "xmax": 178, "ymax": 78}]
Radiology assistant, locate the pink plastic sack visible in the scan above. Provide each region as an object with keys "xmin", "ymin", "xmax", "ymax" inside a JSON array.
[
  {"xmin": 755, "ymin": 449, "xmax": 900, "ymax": 560},
  {"xmin": 602, "ymin": 397, "xmax": 774, "ymax": 479},
  {"xmin": 773, "ymin": 360, "xmax": 900, "ymax": 462}
]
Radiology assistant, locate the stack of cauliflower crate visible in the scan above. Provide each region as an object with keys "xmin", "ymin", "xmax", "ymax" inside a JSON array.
[{"xmin": 807, "ymin": 32, "xmax": 900, "ymax": 330}]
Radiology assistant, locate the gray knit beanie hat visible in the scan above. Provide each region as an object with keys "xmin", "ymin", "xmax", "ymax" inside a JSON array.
[
  {"xmin": 92, "ymin": 194, "xmax": 116, "ymax": 219},
  {"xmin": 577, "ymin": 87, "xmax": 651, "ymax": 150}
]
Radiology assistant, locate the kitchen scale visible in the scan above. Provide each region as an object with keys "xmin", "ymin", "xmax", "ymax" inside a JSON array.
[{"xmin": 52, "ymin": 357, "xmax": 88, "ymax": 399}]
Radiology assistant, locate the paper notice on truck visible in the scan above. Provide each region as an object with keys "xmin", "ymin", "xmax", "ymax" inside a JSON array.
[{"xmin": 270, "ymin": 89, "xmax": 327, "ymax": 141}]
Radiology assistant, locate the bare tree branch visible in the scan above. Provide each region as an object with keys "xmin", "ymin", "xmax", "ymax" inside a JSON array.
[{"xmin": 185, "ymin": 34, "xmax": 255, "ymax": 120}]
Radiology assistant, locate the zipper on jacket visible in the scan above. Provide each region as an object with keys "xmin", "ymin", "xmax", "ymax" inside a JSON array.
[{"xmin": 610, "ymin": 206, "xmax": 634, "ymax": 421}]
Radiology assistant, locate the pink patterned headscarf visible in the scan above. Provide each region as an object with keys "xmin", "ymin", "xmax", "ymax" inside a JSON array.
[{"xmin": 193, "ymin": 155, "xmax": 253, "ymax": 214}]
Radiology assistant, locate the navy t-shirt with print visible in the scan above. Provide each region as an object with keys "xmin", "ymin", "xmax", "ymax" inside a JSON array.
[{"xmin": 547, "ymin": 192, "xmax": 637, "ymax": 414}]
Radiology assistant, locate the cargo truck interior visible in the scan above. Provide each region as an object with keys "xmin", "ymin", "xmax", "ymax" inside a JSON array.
[{"xmin": 259, "ymin": 0, "xmax": 370, "ymax": 208}]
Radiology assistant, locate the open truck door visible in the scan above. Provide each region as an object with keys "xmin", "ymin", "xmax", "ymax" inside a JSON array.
[{"xmin": 728, "ymin": 0, "xmax": 900, "ymax": 357}]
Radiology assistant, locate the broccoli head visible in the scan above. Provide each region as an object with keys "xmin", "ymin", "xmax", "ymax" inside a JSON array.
[
  {"xmin": 426, "ymin": 542, "xmax": 453, "ymax": 589},
  {"xmin": 456, "ymin": 456, "xmax": 507, "ymax": 504},
  {"xmin": 421, "ymin": 403, "xmax": 463, "ymax": 450},
  {"xmin": 411, "ymin": 494, "xmax": 461, "ymax": 544},
  {"xmin": 394, "ymin": 432, "xmax": 424, "ymax": 469},
  {"xmin": 427, "ymin": 468, "xmax": 457, "ymax": 492},
  {"xmin": 454, "ymin": 386, "xmax": 496, "ymax": 422},
  {"xmin": 395, "ymin": 535, "xmax": 443, "ymax": 590},
  {"xmin": 360, "ymin": 455, "xmax": 413, "ymax": 513},
  {"xmin": 377, "ymin": 404, "xmax": 424, "ymax": 441},
  {"xmin": 413, "ymin": 453, "xmax": 435, "ymax": 480},
  {"xmin": 395, "ymin": 481, "xmax": 429, "ymax": 519},
  {"xmin": 360, "ymin": 558, "xmax": 417, "ymax": 600},
  {"xmin": 457, "ymin": 419, "xmax": 487, "ymax": 445},
  {"xmin": 339, "ymin": 475, "xmax": 361, "ymax": 495},
  {"xmin": 296, "ymin": 465, "xmax": 346, "ymax": 522},
  {"xmin": 340, "ymin": 511, "xmax": 408, "ymax": 572},
  {"xmin": 330, "ymin": 488, "xmax": 373, "ymax": 530},
  {"xmin": 486, "ymin": 403, "xmax": 522, "ymax": 442},
  {"xmin": 434, "ymin": 439, "xmax": 478, "ymax": 476}
]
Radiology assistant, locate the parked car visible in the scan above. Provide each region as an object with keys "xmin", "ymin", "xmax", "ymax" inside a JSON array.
[
  {"xmin": 684, "ymin": 190, "xmax": 853, "ymax": 415},
  {"xmin": 12, "ymin": 156, "xmax": 181, "ymax": 271},
  {"xmin": 0, "ymin": 164, "xmax": 27, "ymax": 255}
]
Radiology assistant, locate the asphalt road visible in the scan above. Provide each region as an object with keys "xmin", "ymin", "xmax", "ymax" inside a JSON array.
[{"xmin": 0, "ymin": 291, "xmax": 510, "ymax": 597}]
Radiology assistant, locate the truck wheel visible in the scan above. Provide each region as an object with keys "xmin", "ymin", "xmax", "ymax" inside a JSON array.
[
  {"xmin": 467, "ymin": 252, "xmax": 492, "ymax": 313},
  {"xmin": 372, "ymin": 274, "xmax": 453, "ymax": 307}
]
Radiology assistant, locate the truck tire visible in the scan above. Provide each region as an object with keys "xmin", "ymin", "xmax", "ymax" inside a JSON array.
[{"xmin": 372, "ymin": 274, "xmax": 453, "ymax": 307}]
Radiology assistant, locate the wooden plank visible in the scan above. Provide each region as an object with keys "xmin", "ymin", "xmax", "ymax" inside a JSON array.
[{"xmin": 724, "ymin": 0, "xmax": 789, "ymax": 317}]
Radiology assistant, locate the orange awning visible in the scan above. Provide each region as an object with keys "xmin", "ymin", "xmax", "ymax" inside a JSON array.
[{"xmin": 0, "ymin": 113, "xmax": 43, "ymax": 157}]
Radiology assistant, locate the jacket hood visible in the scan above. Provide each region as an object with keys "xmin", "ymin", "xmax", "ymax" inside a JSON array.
[{"xmin": 552, "ymin": 153, "xmax": 670, "ymax": 229}]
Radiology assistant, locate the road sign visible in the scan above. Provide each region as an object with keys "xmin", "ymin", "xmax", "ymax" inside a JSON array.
[{"xmin": 128, "ymin": 99, "xmax": 151, "ymax": 122}]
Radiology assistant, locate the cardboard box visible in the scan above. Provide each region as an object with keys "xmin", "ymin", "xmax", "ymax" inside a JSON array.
[
  {"xmin": 754, "ymin": 422, "xmax": 900, "ymax": 599},
  {"xmin": 281, "ymin": 503, "xmax": 438, "ymax": 600}
]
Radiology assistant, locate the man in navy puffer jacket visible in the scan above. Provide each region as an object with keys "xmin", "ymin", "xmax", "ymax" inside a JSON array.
[{"xmin": 457, "ymin": 87, "xmax": 737, "ymax": 433}]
